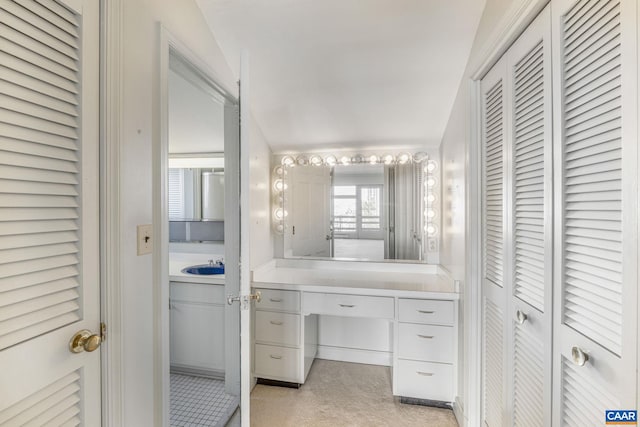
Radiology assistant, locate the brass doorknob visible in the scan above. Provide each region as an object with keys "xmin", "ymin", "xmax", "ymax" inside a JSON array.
[{"xmin": 69, "ymin": 329, "xmax": 102, "ymax": 353}]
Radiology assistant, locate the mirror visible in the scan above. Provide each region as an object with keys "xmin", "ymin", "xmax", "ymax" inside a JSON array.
[
  {"xmin": 280, "ymin": 159, "xmax": 438, "ymax": 263},
  {"xmin": 168, "ymin": 167, "xmax": 225, "ymax": 221}
]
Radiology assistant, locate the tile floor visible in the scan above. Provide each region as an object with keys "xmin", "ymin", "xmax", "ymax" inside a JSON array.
[{"xmin": 170, "ymin": 373, "xmax": 238, "ymax": 427}]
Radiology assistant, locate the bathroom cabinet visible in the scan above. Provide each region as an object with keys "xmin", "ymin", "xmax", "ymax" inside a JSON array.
[
  {"xmin": 170, "ymin": 281, "xmax": 225, "ymax": 377},
  {"xmin": 251, "ymin": 261, "xmax": 458, "ymax": 404}
]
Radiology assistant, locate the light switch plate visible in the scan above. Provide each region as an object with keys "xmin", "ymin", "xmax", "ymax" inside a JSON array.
[{"xmin": 137, "ymin": 224, "xmax": 152, "ymax": 255}]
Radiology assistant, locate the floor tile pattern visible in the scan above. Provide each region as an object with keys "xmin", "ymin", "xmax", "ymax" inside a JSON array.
[{"xmin": 170, "ymin": 373, "xmax": 238, "ymax": 427}]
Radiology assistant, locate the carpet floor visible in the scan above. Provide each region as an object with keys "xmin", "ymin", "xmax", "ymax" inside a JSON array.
[{"xmin": 250, "ymin": 359, "xmax": 458, "ymax": 427}]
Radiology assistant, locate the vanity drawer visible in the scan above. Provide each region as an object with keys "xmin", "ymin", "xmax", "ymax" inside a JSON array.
[
  {"xmin": 254, "ymin": 344, "xmax": 301, "ymax": 382},
  {"xmin": 398, "ymin": 323, "xmax": 453, "ymax": 363},
  {"xmin": 398, "ymin": 299, "xmax": 454, "ymax": 325},
  {"xmin": 396, "ymin": 359, "xmax": 453, "ymax": 402},
  {"xmin": 255, "ymin": 311, "xmax": 300, "ymax": 346},
  {"xmin": 303, "ymin": 292, "xmax": 394, "ymax": 319},
  {"xmin": 254, "ymin": 288, "xmax": 300, "ymax": 312}
]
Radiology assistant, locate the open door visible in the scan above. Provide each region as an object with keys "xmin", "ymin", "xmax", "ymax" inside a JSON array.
[{"xmin": 0, "ymin": 0, "xmax": 102, "ymax": 423}]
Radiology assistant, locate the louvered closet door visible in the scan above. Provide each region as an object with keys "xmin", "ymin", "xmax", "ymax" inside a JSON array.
[
  {"xmin": 551, "ymin": 0, "xmax": 638, "ymax": 424},
  {"xmin": 481, "ymin": 56, "xmax": 509, "ymax": 427},
  {"xmin": 0, "ymin": 0, "xmax": 101, "ymax": 425},
  {"xmin": 505, "ymin": 5, "xmax": 552, "ymax": 427}
]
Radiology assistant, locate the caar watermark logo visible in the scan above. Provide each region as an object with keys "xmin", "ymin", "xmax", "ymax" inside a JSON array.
[{"xmin": 606, "ymin": 410, "xmax": 637, "ymax": 425}]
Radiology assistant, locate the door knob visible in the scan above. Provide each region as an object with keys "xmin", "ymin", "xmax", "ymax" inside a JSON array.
[
  {"xmin": 69, "ymin": 329, "xmax": 102, "ymax": 353},
  {"xmin": 515, "ymin": 310, "xmax": 527, "ymax": 325},
  {"xmin": 571, "ymin": 346, "xmax": 589, "ymax": 366}
]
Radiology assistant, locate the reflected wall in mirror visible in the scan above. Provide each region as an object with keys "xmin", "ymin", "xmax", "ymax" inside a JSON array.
[{"xmin": 276, "ymin": 152, "xmax": 440, "ymax": 263}]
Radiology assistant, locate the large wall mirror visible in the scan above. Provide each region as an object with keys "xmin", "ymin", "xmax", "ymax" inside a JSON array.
[{"xmin": 275, "ymin": 153, "xmax": 440, "ymax": 263}]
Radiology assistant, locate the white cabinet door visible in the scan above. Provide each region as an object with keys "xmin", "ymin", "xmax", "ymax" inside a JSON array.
[
  {"xmin": 481, "ymin": 55, "xmax": 509, "ymax": 427},
  {"xmin": 506, "ymin": 6, "xmax": 552, "ymax": 426},
  {"xmin": 551, "ymin": 0, "xmax": 638, "ymax": 423},
  {"xmin": 0, "ymin": 0, "xmax": 101, "ymax": 424}
]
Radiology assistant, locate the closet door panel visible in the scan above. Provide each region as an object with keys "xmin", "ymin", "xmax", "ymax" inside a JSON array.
[
  {"xmin": 481, "ymin": 57, "xmax": 509, "ymax": 427},
  {"xmin": 552, "ymin": 0, "xmax": 638, "ymax": 423},
  {"xmin": 507, "ymin": 5, "xmax": 553, "ymax": 427}
]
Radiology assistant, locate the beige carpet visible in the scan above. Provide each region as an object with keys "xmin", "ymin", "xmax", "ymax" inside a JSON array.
[{"xmin": 250, "ymin": 359, "xmax": 458, "ymax": 427}]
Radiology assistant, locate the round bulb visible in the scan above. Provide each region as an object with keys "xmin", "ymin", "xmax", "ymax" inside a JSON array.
[
  {"xmin": 369, "ymin": 155, "xmax": 378, "ymax": 164},
  {"xmin": 326, "ymin": 155, "xmax": 337, "ymax": 166},
  {"xmin": 398, "ymin": 153, "xmax": 411, "ymax": 164},
  {"xmin": 426, "ymin": 177, "xmax": 437, "ymax": 187},
  {"xmin": 382, "ymin": 154, "xmax": 395, "ymax": 165},
  {"xmin": 426, "ymin": 225, "xmax": 437, "ymax": 235},
  {"xmin": 276, "ymin": 223, "xmax": 284, "ymax": 233},
  {"xmin": 426, "ymin": 194, "xmax": 436, "ymax": 203},
  {"xmin": 426, "ymin": 209, "xmax": 436, "ymax": 219},
  {"xmin": 309, "ymin": 155, "xmax": 323, "ymax": 166},
  {"xmin": 340, "ymin": 156, "xmax": 351, "ymax": 165},
  {"xmin": 273, "ymin": 165, "xmax": 284, "ymax": 176},
  {"xmin": 274, "ymin": 208, "xmax": 284, "ymax": 220},
  {"xmin": 281, "ymin": 156, "xmax": 295, "ymax": 166},
  {"xmin": 426, "ymin": 160, "xmax": 438, "ymax": 173}
]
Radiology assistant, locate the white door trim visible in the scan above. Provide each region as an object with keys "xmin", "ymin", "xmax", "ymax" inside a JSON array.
[
  {"xmin": 101, "ymin": 0, "xmax": 124, "ymax": 425},
  {"xmin": 465, "ymin": 0, "xmax": 549, "ymax": 426},
  {"xmin": 155, "ymin": 25, "xmax": 239, "ymax": 427}
]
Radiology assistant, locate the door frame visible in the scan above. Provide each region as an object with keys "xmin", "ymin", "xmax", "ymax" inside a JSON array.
[
  {"xmin": 101, "ymin": 0, "xmax": 124, "ymax": 424},
  {"xmin": 465, "ymin": 0, "xmax": 548, "ymax": 426},
  {"xmin": 155, "ymin": 25, "xmax": 240, "ymax": 427}
]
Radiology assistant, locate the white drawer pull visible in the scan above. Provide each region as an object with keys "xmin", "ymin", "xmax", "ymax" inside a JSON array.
[
  {"xmin": 270, "ymin": 298, "xmax": 283, "ymax": 303},
  {"xmin": 270, "ymin": 321, "xmax": 283, "ymax": 325},
  {"xmin": 270, "ymin": 354, "xmax": 282, "ymax": 360},
  {"xmin": 339, "ymin": 304, "xmax": 355, "ymax": 308},
  {"xmin": 417, "ymin": 310, "xmax": 435, "ymax": 314},
  {"xmin": 416, "ymin": 371, "xmax": 434, "ymax": 376},
  {"xmin": 417, "ymin": 334, "xmax": 434, "ymax": 339}
]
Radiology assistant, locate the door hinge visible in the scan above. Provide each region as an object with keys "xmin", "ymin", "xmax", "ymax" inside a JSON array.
[{"xmin": 100, "ymin": 322, "xmax": 107, "ymax": 342}]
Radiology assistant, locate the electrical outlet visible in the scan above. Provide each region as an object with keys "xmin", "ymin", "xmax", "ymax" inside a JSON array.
[
  {"xmin": 427, "ymin": 238, "xmax": 438, "ymax": 252},
  {"xmin": 137, "ymin": 224, "xmax": 152, "ymax": 255}
]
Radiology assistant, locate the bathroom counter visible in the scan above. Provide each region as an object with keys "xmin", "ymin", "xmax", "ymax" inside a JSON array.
[
  {"xmin": 251, "ymin": 259, "xmax": 458, "ymax": 300},
  {"xmin": 169, "ymin": 252, "xmax": 225, "ymax": 285}
]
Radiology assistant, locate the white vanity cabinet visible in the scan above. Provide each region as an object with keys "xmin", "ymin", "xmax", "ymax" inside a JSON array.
[
  {"xmin": 394, "ymin": 298, "xmax": 456, "ymax": 402},
  {"xmin": 253, "ymin": 288, "xmax": 318, "ymax": 384},
  {"xmin": 170, "ymin": 281, "xmax": 225, "ymax": 376}
]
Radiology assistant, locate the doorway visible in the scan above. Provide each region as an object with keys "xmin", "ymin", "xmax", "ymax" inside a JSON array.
[{"xmin": 157, "ymin": 33, "xmax": 241, "ymax": 427}]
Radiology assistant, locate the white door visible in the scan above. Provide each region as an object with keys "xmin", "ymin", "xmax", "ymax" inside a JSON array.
[
  {"xmin": 480, "ymin": 55, "xmax": 508, "ymax": 427},
  {"xmin": 289, "ymin": 165, "xmax": 331, "ymax": 257},
  {"xmin": 0, "ymin": 0, "xmax": 101, "ymax": 424},
  {"xmin": 505, "ymin": 6, "xmax": 552, "ymax": 426},
  {"xmin": 551, "ymin": 0, "xmax": 638, "ymax": 423}
]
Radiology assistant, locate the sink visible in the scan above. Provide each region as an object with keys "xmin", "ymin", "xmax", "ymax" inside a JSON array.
[{"xmin": 181, "ymin": 264, "xmax": 225, "ymax": 275}]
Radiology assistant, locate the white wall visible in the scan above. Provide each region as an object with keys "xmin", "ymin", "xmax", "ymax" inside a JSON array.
[
  {"xmin": 249, "ymin": 115, "xmax": 275, "ymax": 268},
  {"xmin": 438, "ymin": 0, "xmax": 516, "ymax": 421},
  {"xmin": 119, "ymin": 0, "xmax": 271, "ymax": 423}
]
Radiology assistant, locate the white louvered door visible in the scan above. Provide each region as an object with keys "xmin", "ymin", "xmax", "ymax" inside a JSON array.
[
  {"xmin": 481, "ymin": 56, "xmax": 508, "ymax": 427},
  {"xmin": 0, "ymin": 0, "xmax": 101, "ymax": 425},
  {"xmin": 506, "ymin": 6, "xmax": 552, "ymax": 427},
  {"xmin": 551, "ymin": 0, "xmax": 638, "ymax": 424}
]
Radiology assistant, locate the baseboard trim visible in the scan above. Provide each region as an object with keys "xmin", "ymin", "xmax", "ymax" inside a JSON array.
[
  {"xmin": 453, "ymin": 396, "xmax": 466, "ymax": 427},
  {"xmin": 170, "ymin": 365, "xmax": 224, "ymax": 380},
  {"xmin": 400, "ymin": 396, "xmax": 452, "ymax": 410},
  {"xmin": 316, "ymin": 345, "xmax": 392, "ymax": 366}
]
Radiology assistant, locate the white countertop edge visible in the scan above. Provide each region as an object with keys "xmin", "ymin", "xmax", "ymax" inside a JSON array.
[{"xmin": 251, "ymin": 281, "xmax": 459, "ymax": 300}]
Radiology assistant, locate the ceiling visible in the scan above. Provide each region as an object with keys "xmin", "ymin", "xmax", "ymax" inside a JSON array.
[{"xmin": 196, "ymin": 0, "xmax": 485, "ymax": 153}]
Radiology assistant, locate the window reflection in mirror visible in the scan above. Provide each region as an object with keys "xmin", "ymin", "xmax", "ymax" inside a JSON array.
[{"xmin": 283, "ymin": 162, "xmax": 428, "ymax": 262}]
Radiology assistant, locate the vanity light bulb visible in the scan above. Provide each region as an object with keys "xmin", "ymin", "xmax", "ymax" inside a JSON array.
[
  {"xmin": 281, "ymin": 156, "xmax": 295, "ymax": 167},
  {"xmin": 340, "ymin": 156, "xmax": 351, "ymax": 165},
  {"xmin": 276, "ymin": 223, "xmax": 284, "ymax": 233},
  {"xmin": 426, "ymin": 224, "xmax": 438, "ymax": 235},
  {"xmin": 369, "ymin": 155, "xmax": 378, "ymax": 164},
  {"xmin": 309, "ymin": 155, "xmax": 323, "ymax": 166},
  {"xmin": 273, "ymin": 165, "xmax": 285, "ymax": 176},
  {"xmin": 426, "ymin": 209, "xmax": 436, "ymax": 219},
  {"xmin": 426, "ymin": 177, "xmax": 437, "ymax": 187},
  {"xmin": 274, "ymin": 208, "xmax": 285, "ymax": 220},
  {"xmin": 413, "ymin": 152, "xmax": 428, "ymax": 163},
  {"xmin": 325, "ymin": 155, "xmax": 337, "ymax": 166},
  {"xmin": 273, "ymin": 179, "xmax": 287, "ymax": 192},
  {"xmin": 398, "ymin": 153, "xmax": 411, "ymax": 164},
  {"xmin": 382, "ymin": 154, "xmax": 395, "ymax": 165},
  {"xmin": 426, "ymin": 194, "xmax": 436, "ymax": 203},
  {"xmin": 296, "ymin": 156, "xmax": 308, "ymax": 166},
  {"xmin": 426, "ymin": 160, "xmax": 438, "ymax": 173}
]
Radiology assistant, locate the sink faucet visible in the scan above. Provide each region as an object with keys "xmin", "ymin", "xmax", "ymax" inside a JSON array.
[{"xmin": 208, "ymin": 258, "xmax": 223, "ymax": 266}]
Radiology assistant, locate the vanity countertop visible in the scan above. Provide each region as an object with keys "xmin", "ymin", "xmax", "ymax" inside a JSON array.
[
  {"xmin": 169, "ymin": 252, "xmax": 225, "ymax": 285},
  {"xmin": 252, "ymin": 259, "xmax": 458, "ymax": 300}
]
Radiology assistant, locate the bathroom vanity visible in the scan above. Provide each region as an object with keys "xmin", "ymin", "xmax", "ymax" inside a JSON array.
[
  {"xmin": 169, "ymin": 254, "xmax": 226, "ymax": 378},
  {"xmin": 251, "ymin": 259, "xmax": 459, "ymax": 404}
]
